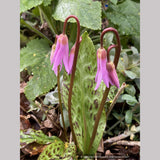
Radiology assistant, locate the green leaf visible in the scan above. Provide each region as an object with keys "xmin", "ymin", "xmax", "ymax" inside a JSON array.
[
  {"xmin": 125, "ymin": 110, "xmax": 133, "ymax": 124},
  {"xmin": 20, "ymin": 39, "xmax": 57, "ymax": 101},
  {"xmin": 62, "ymin": 32, "xmax": 106, "ymax": 154},
  {"xmin": 20, "ymin": 128, "xmax": 59, "ymax": 148},
  {"xmin": 43, "ymin": 0, "xmax": 52, "ymax": 6},
  {"xmin": 112, "ymin": 112, "xmax": 123, "ymax": 120},
  {"xmin": 134, "ymin": 78, "xmax": 140, "ymax": 90},
  {"xmin": 20, "ymin": 0, "xmax": 43, "ymax": 13},
  {"xmin": 125, "ymin": 84, "xmax": 136, "ymax": 96},
  {"xmin": 20, "ymin": 0, "xmax": 52, "ymax": 13},
  {"xmin": 122, "ymin": 94, "xmax": 138, "ymax": 106},
  {"xmin": 38, "ymin": 141, "xmax": 76, "ymax": 160},
  {"xmin": 128, "ymin": 53, "xmax": 140, "ymax": 66},
  {"xmin": 110, "ymin": 0, "xmax": 118, "ymax": 5},
  {"xmin": 124, "ymin": 70, "xmax": 137, "ymax": 79},
  {"xmin": 107, "ymin": 0, "xmax": 140, "ymax": 37},
  {"xmin": 130, "ymin": 67, "xmax": 140, "ymax": 78},
  {"xmin": 52, "ymin": 0, "xmax": 102, "ymax": 30},
  {"xmin": 131, "ymin": 46, "xmax": 139, "ymax": 54},
  {"xmin": 122, "ymin": 52, "xmax": 129, "ymax": 69},
  {"xmin": 60, "ymin": 105, "xmax": 70, "ymax": 129},
  {"xmin": 103, "ymin": 32, "xmax": 114, "ymax": 49}
]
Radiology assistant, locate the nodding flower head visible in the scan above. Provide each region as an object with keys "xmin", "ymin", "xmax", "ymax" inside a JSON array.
[
  {"xmin": 95, "ymin": 47, "xmax": 120, "ymax": 90},
  {"xmin": 68, "ymin": 37, "xmax": 82, "ymax": 74},
  {"xmin": 95, "ymin": 48, "xmax": 110, "ymax": 90},
  {"xmin": 50, "ymin": 34, "xmax": 69, "ymax": 76},
  {"xmin": 106, "ymin": 61, "xmax": 120, "ymax": 88}
]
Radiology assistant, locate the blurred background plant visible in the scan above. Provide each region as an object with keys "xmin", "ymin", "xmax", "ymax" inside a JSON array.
[{"xmin": 20, "ymin": 0, "xmax": 140, "ymax": 159}]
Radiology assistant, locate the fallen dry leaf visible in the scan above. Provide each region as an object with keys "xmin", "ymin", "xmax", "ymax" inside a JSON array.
[
  {"xmin": 21, "ymin": 142, "xmax": 47, "ymax": 156},
  {"xmin": 97, "ymin": 138, "xmax": 104, "ymax": 153},
  {"xmin": 43, "ymin": 109, "xmax": 59, "ymax": 129},
  {"xmin": 20, "ymin": 115, "xmax": 31, "ymax": 130}
]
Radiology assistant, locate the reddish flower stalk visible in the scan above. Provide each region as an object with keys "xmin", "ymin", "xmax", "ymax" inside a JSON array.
[
  {"xmin": 101, "ymin": 27, "xmax": 121, "ymax": 68},
  {"xmin": 63, "ymin": 15, "xmax": 81, "ymax": 146},
  {"xmin": 87, "ymin": 27, "xmax": 121, "ymax": 153}
]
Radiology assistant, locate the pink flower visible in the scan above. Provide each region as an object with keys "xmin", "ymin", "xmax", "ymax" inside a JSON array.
[
  {"xmin": 68, "ymin": 37, "xmax": 82, "ymax": 74},
  {"xmin": 106, "ymin": 62, "xmax": 120, "ymax": 88},
  {"xmin": 95, "ymin": 48, "xmax": 120, "ymax": 90},
  {"xmin": 95, "ymin": 48, "xmax": 110, "ymax": 90},
  {"xmin": 50, "ymin": 34, "xmax": 69, "ymax": 76}
]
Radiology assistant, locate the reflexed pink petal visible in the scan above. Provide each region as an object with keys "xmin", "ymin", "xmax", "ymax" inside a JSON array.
[
  {"xmin": 95, "ymin": 52, "xmax": 100, "ymax": 82},
  {"xmin": 107, "ymin": 62, "xmax": 120, "ymax": 88},
  {"xmin": 101, "ymin": 59, "xmax": 107, "ymax": 75},
  {"xmin": 52, "ymin": 46, "xmax": 64, "ymax": 75},
  {"xmin": 68, "ymin": 52, "xmax": 74, "ymax": 74},
  {"xmin": 102, "ymin": 71, "xmax": 110, "ymax": 88},
  {"xmin": 50, "ymin": 44, "xmax": 56, "ymax": 64},
  {"xmin": 51, "ymin": 40, "xmax": 60, "ymax": 65},
  {"xmin": 50, "ymin": 49, "xmax": 54, "ymax": 64},
  {"xmin": 109, "ymin": 70, "xmax": 119, "ymax": 88},
  {"xmin": 52, "ymin": 60, "xmax": 62, "ymax": 76},
  {"xmin": 50, "ymin": 33, "xmax": 70, "ymax": 75},
  {"xmin": 68, "ymin": 37, "xmax": 82, "ymax": 74},
  {"xmin": 62, "ymin": 44, "xmax": 69, "ymax": 74},
  {"xmin": 95, "ymin": 48, "xmax": 110, "ymax": 90},
  {"xmin": 94, "ymin": 70, "xmax": 102, "ymax": 90}
]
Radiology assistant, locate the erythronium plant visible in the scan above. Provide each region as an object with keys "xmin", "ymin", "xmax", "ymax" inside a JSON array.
[
  {"xmin": 50, "ymin": 15, "xmax": 81, "ymax": 145},
  {"xmin": 87, "ymin": 27, "xmax": 121, "ymax": 153},
  {"xmin": 50, "ymin": 15, "xmax": 121, "ymax": 156}
]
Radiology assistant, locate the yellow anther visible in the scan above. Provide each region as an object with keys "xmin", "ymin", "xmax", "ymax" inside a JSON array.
[
  {"xmin": 33, "ymin": 147, "xmax": 37, "ymax": 150},
  {"xmin": 33, "ymin": 54, "xmax": 36, "ymax": 56},
  {"xmin": 64, "ymin": 142, "xmax": 69, "ymax": 149}
]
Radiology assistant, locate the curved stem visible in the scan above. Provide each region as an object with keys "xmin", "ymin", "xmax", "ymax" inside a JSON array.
[
  {"xmin": 87, "ymin": 27, "xmax": 121, "ymax": 154},
  {"xmin": 57, "ymin": 66, "xmax": 67, "ymax": 141},
  {"xmin": 106, "ymin": 44, "xmax": 117, "ymax": 62},
  {"xmin": 63, "ymin": 15, "xmax": 81, "ymax": 146},
  {"xmin": 101, "ymin": 27, "xmax": 121, "ymax": 68}
]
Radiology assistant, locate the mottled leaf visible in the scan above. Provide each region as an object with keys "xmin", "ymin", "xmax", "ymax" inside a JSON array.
[
  {"xmin": 38, "ymin": 141, "xmax": 76, "ymax": 160},
  {"xmin": 20, "ymin": 128, "xmax": 59, "ymax": 148},
  {"xmin": 62, "ymin": 32, "xmax": 106, "ymax": 154}
]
